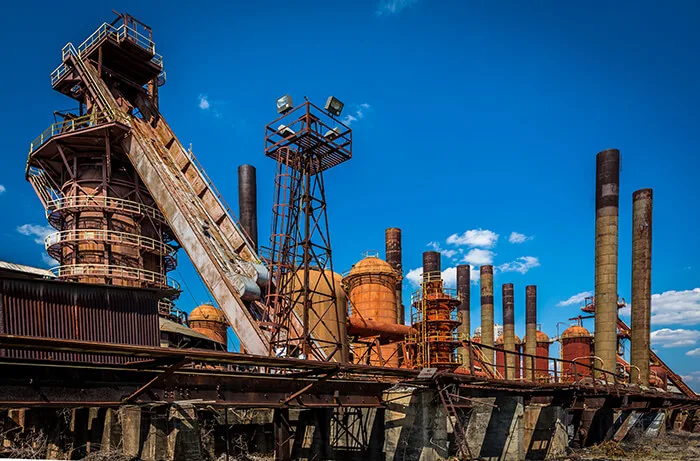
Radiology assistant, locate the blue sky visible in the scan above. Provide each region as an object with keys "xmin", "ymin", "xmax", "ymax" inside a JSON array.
[{"xmin": 0, "ymin": 1, "xmax": 699, "ymax": 389}]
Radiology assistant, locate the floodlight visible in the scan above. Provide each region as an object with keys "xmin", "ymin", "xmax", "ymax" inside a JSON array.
[
  {"xmin": 324, "ymin": 127, "xmax": 342, "ymax": 140},
  {"xmin": 278, "ymin": 124, "xmax": 296, "ymax": 138},
  {"xmin": 325, "ymin": 96, "xmax": 344, "ymax": 117},
  {"xmin": 276, "ymin": 94, "xmax": 293, "ymax": 114}
]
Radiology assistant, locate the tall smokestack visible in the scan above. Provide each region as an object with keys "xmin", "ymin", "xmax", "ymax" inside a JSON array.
[
  {"xmin": 480, "ymin": 265, "xmax": 494, "ymax": 368},
  {"xmin": 631, "ymin": 189, "xmax": 652, "ymax": 385},
  {"xmin": 238, "ymin": 165, "xmax": 258, "ymax": 252},
  {"xmin": 525, "ymin": 285, "xmax": 537, "ymax": 380},
  {"xmin": 594, "ymin": 149, "xmax": 620, "ymax": 377},
  {"xmin": 457, "ymin": 265, "xmax": 471, "ymax": 365},
  {"xmin": 385, "ymin": 228, "xmax": 404, "ymax": 324},
  {"xmin": 423, "ymin": 251, "xmax": 441, "ymax": 283},
  {"xmin": 502, "ymin": 283, "xmax": 515, "ymax": 380}
]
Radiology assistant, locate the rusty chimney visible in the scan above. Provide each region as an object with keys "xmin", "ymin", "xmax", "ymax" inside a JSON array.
[
  {"xmin": 594, "ymin": 149, "xmax": 620, "ymax": 377},
  {"xmin": 631, "ymin": 188, "xmax": 652, "ymax": 385},
  {"xmin": 457, "ymin": 265, "xmax": 471, "ymax": 365},
  {"xmin": 480, "ymin": 265, "xmax": 495, "ymax": 368},
  {"xmin": 423, "ymin": 251, "xmax": 441, "ymax": 283},
  {"xmin": 238, "ymin": 165, "xmax": 258, "ymax": 252},
  {"xmin": 385, "ymin": 228, "xmax": 404, "ymax": 324},
  {"xmin": 502, "ymin": 283, "xmax": 516, "ymax": 380},
  {"xmin": 525, "ymin": 285, "xmax": 537, "ymax": 380}
]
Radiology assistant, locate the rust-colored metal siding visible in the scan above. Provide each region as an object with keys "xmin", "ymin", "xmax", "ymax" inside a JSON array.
[{"xmin": 0, "ymin": 276, "xmax": 159, "ymax": 363}]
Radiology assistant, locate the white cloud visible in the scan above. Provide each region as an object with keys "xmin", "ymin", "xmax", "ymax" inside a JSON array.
[
  {"xmin": 498, "ymin": 256, "xmax": 540, "ymax": 274},
  {"xmin": 376, "ymin": 0, "xmax": 419, "ymax": 15},
  {"xmin": 198, "ymin": 95, "xmax": 210, "ymax": 110},
  {"xmin": 442, "ymin": 266, "xmax": 456, "ymax": 287},
  {"xmin": 650, "ymin": 329, "xmax": 700, "ymax": 348},
  {"xmin": 428, "ymin": 241, "xmax": 458, "ymax": 259},
  {"xmin": 41, "ymin": 253, "xmax": 57, "ymax": 268},
  {"xmin": 405, "ymin": 265, "xmax": 479, "ymax": 287},
  {"xmin": 405, "ymin": 267, "xmax": 422, "ymax": 286},
  {"xmin": 17, "ymin": 224, "xmax": 54, "ymax": 244},
  {"xmin": 687, "ymin": 348, "xmax": 700, "ymax": 357},
  {"xmin": 0, "ymin": 184, "xmax": 5, "ymax": 194},
  {"xmin": 557, "ymin": 291, "xmax": 593, "ymax": 307},
  {"xmin": 681, "ymin": 374, "xmax": 694, "ymax": 382},
  {"xmin": 508, "ymin": 232, "xmax": 533, "ymax": 244},
  {"xmin": 342, "ymin": 103, "xmax": 371, "ymax": 126},
  {"xmin": 650, "ymin": 289, "xmax": 700, "ymax": 325},
  {"xmin": 462, "ymin": 248, "xmax": 494, "ymax": 266},
  {"xmin": 446, "ymin": 229, "xmax": 498, "ymax": 248}
]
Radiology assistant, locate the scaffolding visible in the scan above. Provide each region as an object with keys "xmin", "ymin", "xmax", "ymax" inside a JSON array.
[{"xmin": 405, "ymin": 271, "xmax": 461, "ymax": 370}]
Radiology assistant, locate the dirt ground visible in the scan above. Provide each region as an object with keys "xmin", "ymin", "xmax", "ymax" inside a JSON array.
[{"xmin": 559, "ymin": 431, "xmax": 700, "ymax": 461}]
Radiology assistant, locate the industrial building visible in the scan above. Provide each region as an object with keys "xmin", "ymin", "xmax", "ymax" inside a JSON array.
[{"xmin": 0, "ymin": 12, "xmax": 697, "ymax": 461}]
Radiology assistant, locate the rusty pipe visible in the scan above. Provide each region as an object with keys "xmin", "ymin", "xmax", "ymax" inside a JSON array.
[
  {"xmin": 502, "ymin": 283, "xmax": 515, "ymax": 380},
  {"xmin": 385, "ymin": 227, "xmax": 404, "ymax": 324},
  {"xmin": 595, "ymin": 149, "xmax": 620, "ymax": 377},
  {"xmin": 480, "ymin": 265, "xmax": 494, "ymax": 367},
  {"xmin": 346, "ymin": 317, "xmax": 416, "ymax": 344},
  {"xmin": 238, "ymin": 165, "xmax": 258, "ymax": 252},
  {"xmin": 631, "ymin": 188, "xmax": 652, "ymax": 386},
  {"xmin": 525, "ymin": 285, "xmax": 537, "ymax": 380},
  {"xmin": 422, "ymin": 251, "xmax": 441, "ymax": 282},
  {"xmin": 457, "ymin": 265, "xmax": 471, "ymax": 366}
]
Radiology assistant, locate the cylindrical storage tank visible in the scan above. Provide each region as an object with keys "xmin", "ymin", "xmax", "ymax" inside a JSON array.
[
  {"xmin": 495, "ymin": 335, "xmax": 521, "ymax": 379},
  {"xmin": 561, "ymin": 325, "xmax": 593, "ymax": 381},
  {"xmin": 189, "ymin": 303, "xmax": 228, "ymax": 348},
  {"xmin": 343, "ymin": 256, "xmax": 399, "ymax": 367},
  {"xmin": 290, "ymin": 269, "xmax": 348, "ymax": 362},
  {"xmin": 523, "ymin": 330, "xmax": 550, "ymax": 380}
]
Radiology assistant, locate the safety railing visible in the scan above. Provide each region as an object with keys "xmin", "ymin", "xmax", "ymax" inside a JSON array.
[
  {"xmin": 28, "ymin": 110, "xmax": 127, "ymax": 155},
  {"xmin": 50, "ymin": 264, "xmax": 179, "ymax": 291},
  {"xmin": 45, "ymin": 229, "xmax": 176, "ymax": 256},
  {"xmin": 50, "ymin": 22, "xmax": 162, "ymax": 86},
  {"xmin": 463, "ymin": 340, "xmax": 627, "ymax": 389},
  {"xmin": 45, "ymin": 195, "xmax": 166, "ymax": 222}
]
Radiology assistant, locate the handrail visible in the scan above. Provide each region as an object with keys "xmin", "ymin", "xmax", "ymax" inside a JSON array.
[
  {"xmin": 28, "ymin": 110, "xmax": 126, "ymax": 155},
  {"xmin": 50, "ymin": 22, "xmax": 163, "ymax": 86},
  {"xmin": 46, "ymin": 195, "xmax": 166, "ymax": 222},
  {"xmin": 465, "ymin": 340, "xmax": 625, "ymax": 385},
  {"xmin": 50, "ymin": 264, "xmax": 179, "ymax": 290},
  {"xmin": 45, "ymin": 229, "xmax": 176, "ymax": 256}
]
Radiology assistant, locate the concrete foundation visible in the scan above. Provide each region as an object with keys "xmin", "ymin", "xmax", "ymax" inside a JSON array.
[
  {"xmin": 0, "ymin": 391, "xmax": 689, "ymax": 460},
  {"xmin": 523, "ymin": 404, "xmax": 568, "ymax": 460},
  {"xmin": 465, "ymin": 396, "xmax": 524, "ymax": 461}
]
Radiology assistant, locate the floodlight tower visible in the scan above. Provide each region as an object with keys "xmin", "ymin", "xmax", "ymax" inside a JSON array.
[{"xmin": 264, "ymin": 96, "xmax": 352, "ymax": 362}]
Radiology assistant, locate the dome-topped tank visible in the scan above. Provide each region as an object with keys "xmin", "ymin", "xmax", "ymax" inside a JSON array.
[
  {"xmin": 561, "ymin": 324, "xmax": 593, "ymax": 381},
  {"xmin": 344, "ymin": 254, "xmax": 400, "ymax": 367},
  {"xmin": 189, "ymin": 303, "xmax": 228, "ymax": 348}
]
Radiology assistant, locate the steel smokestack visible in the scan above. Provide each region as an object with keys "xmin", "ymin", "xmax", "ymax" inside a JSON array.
[
  {"xmin": 238, "ymin": 165, "xmax": 258, "ymax": 252},
  {"xmin": 594, "ymin": 149, "xmax": 620, "ymax": 377},
  {"xmin": 423, "ymin": 251, "xmax": 441, "ymax": 283},
  {"xmin": 480, "ymin": 265, "xmax": 494, "ymax": 368},
  {"xmin": 525, "ymin": 285, "xmax": 537, "ymax": 380},
  {"xmin": 457, "ymin": 265, "xmax": 471, "ymax": 366},
  {"xmin": 385, "ymin": 228, "xmax": 404, "ymax": 324},
  {"xmin": 502, "ymin": 283, "xmax": 515, "ymax": 380},
  {"xmin": 631, "ymin": 188, "xmax": 652, "ymax": 385}
]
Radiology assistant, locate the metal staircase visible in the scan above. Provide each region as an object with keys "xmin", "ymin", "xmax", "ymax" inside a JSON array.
[{"xmin": 437, "ymin": 384, "xmax": 472, "ymax": 459}]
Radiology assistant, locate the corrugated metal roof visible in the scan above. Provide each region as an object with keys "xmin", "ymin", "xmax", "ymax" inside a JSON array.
[
  {"xmin": 159, "ymin": 317, "xmax": 218, "ymax": 343},
  {"xmin": 0, "ymin": 260, "xmax": 54, "ymax": 279}
]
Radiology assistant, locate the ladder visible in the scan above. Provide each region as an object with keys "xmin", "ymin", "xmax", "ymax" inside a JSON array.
[{"xmin": 438, "ymin": 384, "xmax": 472, "ymax": 459}]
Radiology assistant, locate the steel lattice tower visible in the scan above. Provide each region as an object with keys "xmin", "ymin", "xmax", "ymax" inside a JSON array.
[{"xmin": 263, "ymin": 101, "xmax": 352, "ymax": 362}]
